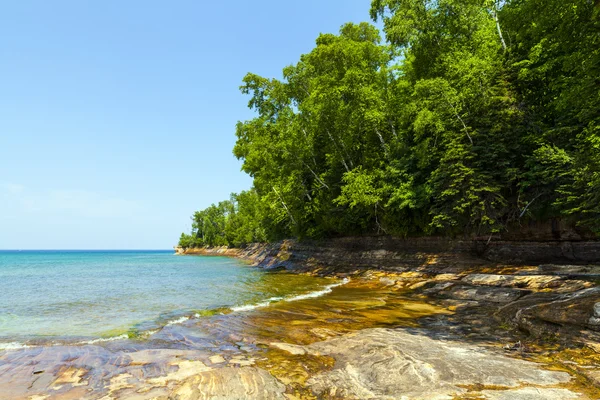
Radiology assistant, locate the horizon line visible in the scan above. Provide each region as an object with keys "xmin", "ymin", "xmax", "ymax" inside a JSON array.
[{"xmin": 0, "ymin": 248, "xmax": 175, "ymax": 251}]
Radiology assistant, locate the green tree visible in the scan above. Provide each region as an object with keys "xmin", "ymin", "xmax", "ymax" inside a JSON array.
[{"xmin": 179, "ymin": 0, "xmax": 600, "ymax": 246}]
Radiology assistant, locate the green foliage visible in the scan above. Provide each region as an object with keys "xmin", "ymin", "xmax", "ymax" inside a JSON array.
[
  {"xmin": 177, "ymin": 232, "xmax": 199, "ymax": 249},
  {"xmin": 178, "ymin": 190, "xmax": 267, "ymax": 248},
  {"xmin": 180, "ymin": 0, "xmax": 600, "ymax": 247}
]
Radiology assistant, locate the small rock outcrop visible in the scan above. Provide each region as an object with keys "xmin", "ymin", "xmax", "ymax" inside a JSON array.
[{"xmin": 508, "ymin": 287, "xmax": 600, "ymax": 337}]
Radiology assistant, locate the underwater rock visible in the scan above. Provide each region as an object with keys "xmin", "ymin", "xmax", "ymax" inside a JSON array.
[{"xmin": 269, "ymin": 342, "xmax": 307, "ymax": 355}]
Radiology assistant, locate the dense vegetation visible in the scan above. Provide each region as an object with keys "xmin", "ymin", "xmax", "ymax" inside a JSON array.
[{"xmin": 180, "ymin": 0, "xmax": 599, "ymax": 248}]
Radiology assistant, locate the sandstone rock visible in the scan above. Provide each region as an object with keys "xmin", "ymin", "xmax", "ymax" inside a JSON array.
[
  {"xmin": 514, "ymin": 287, "xmax": 600, "ymax": 335},
  {"xmin": 310, "ymin": 327, "xmax": 341, "ymax": 339},
  {"xmin": 172, "ymin": 367, "xmax": 286, "ymax": 399},
  {"xmin": 481, "ymin": 387, "xmax": 581, "ymax": 399},
  {"xmin": 433, "ymin": 284, "xmax": 528, "ymax": 303},
  {"xmin": 537, "ymin": 264, "xmax": 600, "ymax": 280},
  {"xmin": 307, "ymin": 328, "xmax": 575, "ymax": 400},
  {"xmin": 589, "ymin": 301, "xmax": 600, "ymax": 326},
  {"xmin": 147, "ymin": 360, "xmax": 211, "ymax": 386},
  {"xmin": 581, "ymin": 331, "xmax": 600, "ymax": 353},
  {"xmin": 408, "ymin": 281, "xmax": 429, "ymax": 290},
  {"xmin": 431, "ymin": 273, "xmax": 461, "ymax": 281},
  {"xmin": 228, "ymin": 357, "xmax": 255, "ymax": 366},
  {"xmin": 209, "ymin": 355, "xmax": 225, "ymax": 364},
  {"xmin": 582, "ymin": 369, "xmax": 600, "ymax": 387},
  {"xmin": 269, "ymin": 342, "xmax": 306, "ymax": 355},
  {"xmin": 482, "ymin": 241, "xmax": 600, "ymax": 264},
  {"xmin": 462, "ymin": 273, "xmax": 591, "ymax": 292},
  {"xmin": 462, "ymin": 273, "xmax": 560, "ymax": 288},
  {"xmin": 422, "ymin": 282, "xmax": 455, "ymax": 295},
  {"xmin": 379, "ymin": 277, "xmax": 396, "ymax": 286}
]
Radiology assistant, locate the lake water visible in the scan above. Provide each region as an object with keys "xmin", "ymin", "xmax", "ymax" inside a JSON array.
[{"xmin": 0, "ymin": 250, "xmax": 338, "ymax": 348}]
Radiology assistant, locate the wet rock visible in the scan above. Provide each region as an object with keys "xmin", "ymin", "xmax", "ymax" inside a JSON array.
[
  {"xmin": 531, "ymin": 264, "xmax": 600, "ymax": 278},
  {"xmin": 408, "ymin": 281, "xmax": 429, "ymax": 290},
  {"xmin": 481, "ymin": 387, "xmax": 581, "ymax": 399},
  {"xmin": 514, "ymin": 287, "xmax": 600, "ymax": 336},
  {"xmin": 482, "ymin": 240, "xmax": 600, "ymax": 264},
  {"xmin": 432, "ymin": 283, "xmax": 528, "ymax": 303},
  {"xmin": 581, "ymin": 368, "xmax": 600, "ymax": 387},
  {"xmin": 269, "ymin": 342, "xmax": 306, "ymax": 355},
  {"xmin": 379, "ymin": 277, "xmax": 396, "ymax": 286},
  {"xmin": 172, "ymin": 367, "xmax": 286, "ymax": 399},
  {"xmin": 52, "ymin": 366, "xmax": 89, "ymax": 388},
  {"xmin": 147, "ymin": 360, "xmax": 211, "ymax": 386},
  {"xmin": 209, "ymin": 355, "xmax": 225, "ymax": 364},
  {"xmin": 310, "ymin": 327, "xmax": 341, "ymax": 340},
  {"xmin": 395, "ymin": 271, "xmax": 427, "ymax": 280},
  {"xmin": 430, "ymin": 273, "xmax": 461, "ymax": 281},
  {"xmin": 307, "ymin": 328, "xmax": 575, "ymax": 400},
  {"xmin": 422, "ymin": 282, "xmax": 455, "ymax": 295},
  {"xmin": 462, "ymin": 273, "xmax": 591, "ymax": 292},
  {"xmin": 581, "ymin": 331, "xmax": 600, "ymax": 353},
  {"xmin": 589, "ymin": 301, "xmax": 600, "ymax": 326},
  {"xmin": 462, "ymin": 273, "xmax": 559, "ymax": 288},
  {"xmin": 327, "ymin": 297, "xmax": 387, "ymax": 310},
  {"xmin": 228, "ymin": 357, "xmax": 255, "ymax": 366},
  {"xmin": 0, "ymin": 345, "xmax": 215, "ymax": 399}
]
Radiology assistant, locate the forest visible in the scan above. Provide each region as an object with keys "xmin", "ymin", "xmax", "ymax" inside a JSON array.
[{"xmin": 179, "ymin": 0, "xmax": 599, "ymax": 249}]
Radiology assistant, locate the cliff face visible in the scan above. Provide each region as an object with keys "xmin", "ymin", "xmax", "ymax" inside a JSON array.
[{"xmin": 176, "ymin": 236, "xmax": 600, "ymax": 276}]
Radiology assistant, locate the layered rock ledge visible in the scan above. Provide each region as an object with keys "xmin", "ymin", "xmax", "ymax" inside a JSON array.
[{"xmin": 177, "ymin": 236, "xmax": 600, "ymax": 272}]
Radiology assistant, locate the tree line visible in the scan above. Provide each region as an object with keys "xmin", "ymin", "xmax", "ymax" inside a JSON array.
[{"xmin": 180, "ymin": 0, "xmax": 599, "ymax": 248}]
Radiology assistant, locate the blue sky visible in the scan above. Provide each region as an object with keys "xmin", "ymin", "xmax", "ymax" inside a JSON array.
[{"xmin": 0, "ymin": 1, "xmax": 375, "ymax": 249}]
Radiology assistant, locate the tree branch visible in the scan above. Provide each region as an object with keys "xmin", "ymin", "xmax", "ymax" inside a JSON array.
[
  {"xmin": 519, "ymin": 193, "xmax": 542, "ymax": 218},
  {"xmin": 490, "ymin": 1, "xmax": 507, "ymax": 51},
  {"xmin": 272, "ymin": 186, "xmax": 296, "ymax": 225}
]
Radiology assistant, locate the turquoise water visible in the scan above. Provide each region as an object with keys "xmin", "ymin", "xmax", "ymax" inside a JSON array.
[{"xmin": 0, "ymin": 250, "xmax": 336, "ymax": 346}]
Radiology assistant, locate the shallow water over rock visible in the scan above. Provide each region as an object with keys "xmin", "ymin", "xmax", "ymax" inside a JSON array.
[
  {"xmin": 0, "ymin": 277, "xmax": 448, "ymax": 399},
  {"xmin": 0, "ymin": 268, "xmax": 597, "ymax": 399}
]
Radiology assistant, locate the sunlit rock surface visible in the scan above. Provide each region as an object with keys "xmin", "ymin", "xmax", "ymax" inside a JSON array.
[
  {"xmin": 307, "ymin": 328, "xmax": 575, "ymax": 399},
  {"xmin": 173, "ymin": 367, "xmax": 286, "ymax": 399}
]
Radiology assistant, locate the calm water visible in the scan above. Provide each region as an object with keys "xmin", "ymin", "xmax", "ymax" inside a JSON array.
[{"xmin": 0, "ymin": 250, "xmax": 336, "ymax": 347}]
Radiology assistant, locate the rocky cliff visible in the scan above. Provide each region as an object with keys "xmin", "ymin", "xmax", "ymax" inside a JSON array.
[{"xmin": 177, "ymin": 236, "xmax": 600, "ymax": 275}]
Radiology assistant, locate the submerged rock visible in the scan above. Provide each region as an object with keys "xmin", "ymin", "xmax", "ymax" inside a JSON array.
[{"xmin": 269, "ymin": 342, "xmax": 307, "ymax": 355}]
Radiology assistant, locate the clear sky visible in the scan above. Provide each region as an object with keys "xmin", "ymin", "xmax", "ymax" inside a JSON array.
[{"xmin": 0, "ymin": 0, "xmax": 375, "ymax": 249}]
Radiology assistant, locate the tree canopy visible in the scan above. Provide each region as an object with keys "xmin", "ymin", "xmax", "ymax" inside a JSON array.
[{"xmin": 179, "ymin": 0, "xmax": 600, "ymax": 248}]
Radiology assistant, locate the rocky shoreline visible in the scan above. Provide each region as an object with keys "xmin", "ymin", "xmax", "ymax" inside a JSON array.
[
  {"xmin": 173, "ymin": 237, "xmax": 600, "ymax": 399},
  {"xmin": 2, "ymin": 239, "xmax": 600, "ymax": 399}
]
